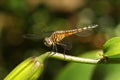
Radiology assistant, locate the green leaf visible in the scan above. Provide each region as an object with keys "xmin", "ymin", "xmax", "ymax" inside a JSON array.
[
  {"xmin": 54, "ymin": 50, "xmax": 99, "ymax": 80},
  {"xmin": 104, "ymin": 64, "xmax": 120, "ymax": 80},
  {"xmin": 54, "ymin": 63, "xmax": 95, "ymax": 80},
  {"xmin": 103, "ymin": 37, "xmax": 120, "ymax": 58},
  {"xmin": 4, "ymin": 53, "xmax": 49, "ymax": 80},
  {"xmin": 92, "ymin": 64, "xmax": 120, "ymax": 80}
]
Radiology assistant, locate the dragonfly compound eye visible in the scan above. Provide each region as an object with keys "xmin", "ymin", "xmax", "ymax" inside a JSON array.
[{"xmin": 44, "ymin": 37, "xmax": 53, "ymax": 47}]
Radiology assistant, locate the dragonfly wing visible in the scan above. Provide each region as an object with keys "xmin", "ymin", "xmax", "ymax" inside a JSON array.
[
  {"xmin": 23, "ymin": 33, "xmax": 45, "ymax": 40},
  {"xmin": 75, "ymin": 30, "xmax": 93, "ymax": 37},
  {"xmin": 75, "ymin": 24, "xmax": 98, "ymax": 37},
  {"xmin": 58, "ymin": 37, "xmax": 72, "ymax": 50},
  {"xmin": 23, "ymin": 31, "xmax": 54, "ymax": 39}
]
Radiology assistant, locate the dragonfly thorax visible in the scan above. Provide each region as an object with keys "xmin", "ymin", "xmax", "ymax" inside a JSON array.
[{"xmin": 44, "ymin": 37, "xmax": 54, "ymax": 47}]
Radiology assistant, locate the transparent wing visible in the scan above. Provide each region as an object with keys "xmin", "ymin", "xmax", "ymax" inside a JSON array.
[
  {"xmin": 23, "ymin": 33, "xmax": 41, "ymax": 39},
  {"xmin": 75, "ymin": 29, "xmax": 93, "ymax": 37},
  {"xmin": 58, "ymin": 37, "xmax": 72, "ymax": 50},
  {"xmin": 23, "ymin": 31, "xmax": 54, "ymax": 39},
  {"xmin": 74, "ymin": 24, "xmax": 98, "ymax": 37}
]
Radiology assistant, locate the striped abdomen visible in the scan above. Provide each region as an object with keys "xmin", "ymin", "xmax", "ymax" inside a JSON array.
[{"xmin": 51, "ymin": 25, "xmax": 98, "ymax": 44}]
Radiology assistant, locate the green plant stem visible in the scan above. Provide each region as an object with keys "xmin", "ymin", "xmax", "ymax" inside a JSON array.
[{"xmin": 45, "ymin": 52, "xmax": 101, "ymax": 64}]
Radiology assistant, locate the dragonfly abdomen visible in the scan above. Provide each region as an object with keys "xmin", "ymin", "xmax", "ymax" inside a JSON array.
[
  {"xmin": 78, "ymin": 25, "xmax": 98, "ymax": 32},
  {"xmin": 51, "ymin": 25, "xmax": 98, "ymax": 44},
  {"xmin": 61, "ymin": 25, "xmax": 98, "ymax": 37}
]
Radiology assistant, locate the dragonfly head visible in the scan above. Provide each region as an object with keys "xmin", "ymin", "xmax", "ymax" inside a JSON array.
[{"xmin": 44, "ymin": 37, "xmax": 53, "ymax": 47}]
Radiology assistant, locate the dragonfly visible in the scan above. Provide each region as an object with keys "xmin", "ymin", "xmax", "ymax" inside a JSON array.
[
  {"xmin": 44, "ymin": 24, "xmax": 98, "ymax": 52},
  {"xmin": 24, "ymin": 24, "xmax": 98, "ymax": 53}
]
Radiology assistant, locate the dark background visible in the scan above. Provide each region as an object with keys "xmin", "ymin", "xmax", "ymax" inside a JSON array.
[{"xmin": 0, "ymin": 0, "xmax": 120, "ymax": 80}]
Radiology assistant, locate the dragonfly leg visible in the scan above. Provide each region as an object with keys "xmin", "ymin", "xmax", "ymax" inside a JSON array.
[
  {"xmin": 57, "ymin": 43, "xmax": 66, "ymax": 59},
  {"xmin": 53, "ymin": 44, "xmax": 58, "ymax": 54},
  {"xmin": 63, "ymin": 49, "xmax": 66, "ymax": 59},
  {"xmin": 63, "ymin": 45, "xmax": 67, "ymax": 59},
  {"xmin": 49, "ymin": 45, "xmax": 57, "ymax": 57}
]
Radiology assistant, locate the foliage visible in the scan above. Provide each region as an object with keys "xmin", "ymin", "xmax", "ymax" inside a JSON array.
[
  {"xmin": 1, "ymin": 0, "xmax": 120, "ymax": 80},
  {"xmin": 4, "ymin": 37, "xmax": 120, "ymax": 80}
]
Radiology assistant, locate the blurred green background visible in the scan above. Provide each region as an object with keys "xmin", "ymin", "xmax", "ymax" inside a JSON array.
[{"xmin": 1, "ymin": 0, "xmax": 120, "ymax": 80}]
